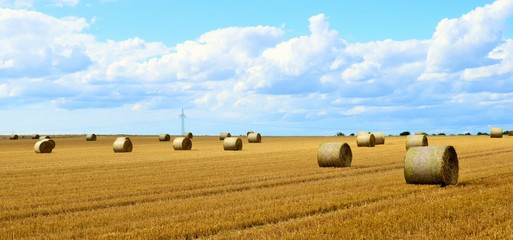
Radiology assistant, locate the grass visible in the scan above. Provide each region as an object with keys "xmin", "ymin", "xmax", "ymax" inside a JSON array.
[{"xmin": 0, "ymin": 135, "xmax": 512, "ymax": 239}]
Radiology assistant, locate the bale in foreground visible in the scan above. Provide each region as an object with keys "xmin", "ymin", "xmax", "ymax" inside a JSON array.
[
  {"xmin": 490, "ymin": 127, "xmax": 503, "ymax": 138},
  {"xmin": 173, "ymin": 137, "xmax": 192, "ymax": 150},
  {"xmin": 248, "ymin": 133, "xmax": 262, "ymax": 143},
  {"xmin": 86, "ymin": 134, "xmax": 97, "ymax": 141},
  {"xmin": 356, "ymin": 133, "xmax": 375, "ymax": 147},
  {"xmin": 219, "ymin": 132, "xmax": 231, "ymax": 140},
  {"xmin": 372, "ymin": 132, "xmax": 385, "ymax": 145},
  {"xmin": 224, "ymin": 137, "xmax": 243, "ymax": 151},
  {"xmin": 34, "ymin": 139, "xmax": 54, "ymax": 153},
  {"xmin": 159, "ymin": 133, "xmax": 171, "ymax": 141},
  {"xmin": 183, "ymin": 132, "xmax": 193, "ymax": 139},
  {"xmin": 9, "ymin": 134, "xmax": 18, "ymax": 140},
  {"xmin": 405, "ymin": 135, "xmax": 428, "ymax": 150},
  {"xmin": 317, "ymin": 143, "xmax": 352, "ymax": 167},
  {"xmin": 404, "ymin": 146, "xmax": 459, "ymax": 186},
  {"xmin": 113, "ymin": 137, "xmax": 133, "ymax": 153}
]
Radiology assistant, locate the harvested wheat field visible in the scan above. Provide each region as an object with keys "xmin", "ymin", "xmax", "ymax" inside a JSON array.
[{"xmin": 1, "ymin": 135, "xmax": 513, "ymax": 239}]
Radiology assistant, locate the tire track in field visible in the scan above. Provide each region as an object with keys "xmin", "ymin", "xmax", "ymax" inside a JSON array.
[{"xmin": 0, "ymin": 163, "xmax": 404, "ymax": 222}]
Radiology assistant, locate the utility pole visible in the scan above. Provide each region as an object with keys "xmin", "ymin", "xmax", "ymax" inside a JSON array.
[{"xmin": 179, "ymin": 108, "xmax": 186, "ymax": 134}]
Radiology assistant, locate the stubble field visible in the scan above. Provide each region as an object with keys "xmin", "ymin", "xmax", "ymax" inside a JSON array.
[{"xmin": 1, "ymin": 135, "xmax": 513, "ymax": 239}]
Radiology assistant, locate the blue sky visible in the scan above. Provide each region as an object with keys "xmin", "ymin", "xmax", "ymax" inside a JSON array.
[{"xmin": 1, "ymin": 0, "xmax": 513, "ymax": 136}]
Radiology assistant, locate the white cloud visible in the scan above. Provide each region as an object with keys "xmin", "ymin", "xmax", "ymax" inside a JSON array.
[
  {"xmin": 52, "ymin": 0, "xmax": 79, "ymax": 7},
  {"xmin": 0, "ymin": 0, "xmax": 32, "ymax": 8}
]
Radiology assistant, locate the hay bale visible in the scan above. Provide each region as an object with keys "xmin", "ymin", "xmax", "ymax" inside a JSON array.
[
  {"xmin": 183, "ymin": 132, "xmax": 193, "ymax": 139},
  {"xmin": 509, "ymin": 131, "xmax": 513, "ymax": 136},
  {"xmin": 172, "ymin": 137, "xmax": 192, "ymax": 150},
  {"xmin": 219, "ymin": 132, "xmax": 231, "ymax": 140},
  {"xmin": 31, "ymin": 134, "xmax": 40, "ymax": 139},
  {"xmin": 490, "ymin": 127, "xmax": 503, "ymax": 138},
  {"xmin": 9, "ymin": 134, "xmax": 18, "ymax": 140},
  {"xmin": 371, "ymin": 132, "xmax": 385, "ymax": 145},
  {"xmin": 224, "ymin": 137, "xmax": 243, "ymax": 151},
  {"xmin": 247, "ymin": 131, "xmax": 254, "ymax": 136},
  {"xmin": 86, "ymin": 134, "xmax": 97, "ymax": 141},
  {"xmin": 39, "ymin": 136, "xmax": 51, "ymax": 139},
  {"xmin": 248, "ymin": 133, "xmax": 262, "ymax": 143},
  {"xmin": 34, "ymin": 139, "xmax": 54, "ymax": 153},
  {"xmin": 113, "ymin": 137, "xmax": 132, "ymax": 153},
  {"xmin": 317, "ymin": 143, "xmax": 352, "ymax": 168},
  {"xmin": 356, "ymin": 133, "xmax": 375, "ymax": 147},
  {"xmin": 159, "ymin": 133, "xmax": 171, "ymax": 141},
  {"xmin": 405, "ymin": 135, "xmax": 428, "ymax": 150},
  {"xmin": 414, "ymin": 132, "xmax": 426, "ymax": 135},
  {"xmin": 404, "ymin": 146, "xmax": 459, "ymax": 186},
  {"xmin": 357, "ymin": 131, "xmax": 370, "ymax": 136}
]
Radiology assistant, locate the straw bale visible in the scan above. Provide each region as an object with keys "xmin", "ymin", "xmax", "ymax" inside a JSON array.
[
  {"xmin": 317, "ymin": 142, "xmax": 352, "ymax": 167},
  {"xmin": 404, "ymin": 146, "xmax": 459, "ymax": 186}
]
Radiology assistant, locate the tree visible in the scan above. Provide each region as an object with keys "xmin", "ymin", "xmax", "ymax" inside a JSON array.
[
  {"xmin": 438, "ymin": 133, "xmax": 446, "ymax": 136},
  {"xmin": 399, "ymin": 131, "xmax": 410, "ymax": 136},
  {"xmin": 336, "ymin": 132, "xmax": 345, "ymax": 136}
]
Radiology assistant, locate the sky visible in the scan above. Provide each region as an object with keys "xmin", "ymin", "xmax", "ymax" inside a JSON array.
[{"xmin": 1, "ymin": 0, "xmax": 513, "ymax": 136}]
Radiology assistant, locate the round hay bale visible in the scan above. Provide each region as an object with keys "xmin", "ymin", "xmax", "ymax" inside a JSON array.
[
  {"xmin": 183, "ymin": 132, "xmax": 193, "ymax": 139},
  {"xmin": 371, "ymin": 132, "xmax": 385, "ymax": 145},
  {"xmin": 509, "ymin": 131, "xmax": 513, "ymax": 136},
  {"xmin": 172, "ymin": 137, "xmax": 192, "ymax": 150},
  {"xmin": 39, "ymin": 136, "xmax": 51, "ymax": 139},
  {"xmin": 356, "ymin": 133, "xmax": 375, "ymax": 147},
  {"xmin": 356, "ymin": 131, "xmax": 370, "ymax": 137},
  {"xmin": 490, "ymin": 127, "xmax": 503, "ymax": 138},
  {"xmin": 31, "ymin": 134, "xmax": 40, "ymax": 139},
  {"xmin": 219, "ymin": 132, "xmax": 231, "ymax": 140},
  {"xmin": 34, "ymin": 139, "xmax": 54, "ymax": 153},
  {"xmin": 404, "ymin": 146, "xmax": 459, "ymax": 186},
  {"xmin": 247, "ymin": 131, "xmax": 254, "ymax": 136},
  {"xmin": 113, "ymin": 137, "xmax": 132, "ymax": 153},
  {"xmin": 159, "ymin": 133, "xmax": 171, "ymax": 141},
  {"xmin": 86, "ymin": 134, "xmax": 97, "ymax": 141},
  {"xmin": 224, "ymin": 137, "xmax": 243, "ymax": 151},
  {"xmin": 9, "ymin": 134, "xmax": 18, "ymax": 140},
  {"xmin": 317, "ymin": 142, "xmax": 352, "ymax": 168},
  {"xmin": 405, "ymin": 135, "xmax": 428, "ymax": 150},
  {"xmin": 248, "ymin": 133, "xmax": 262, "ymax": 143}
]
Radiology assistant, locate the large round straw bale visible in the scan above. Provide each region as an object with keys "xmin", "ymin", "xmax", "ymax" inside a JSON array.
[
  {"xmin": 224, "ymin": 137, "xmax": 243, "ymax": 151},
  {"xmin": 113, "ymin": 137, "xmax": 133, "ymax": 153},
  {"xmin": 248, "ymin": 133, "xmax": 262, "ymax": 143},
  {"xmin": 404, "ymin": 146, "xmax": 458, "ymax": 186},
  {"xmin": 86, "ymin": 134, "xmax": 97, "ymax": 141},
  {"xmin": 173, "ymin": 137, "xmax": 192, "ymax": 150},
  {"xmin": 405, "ymin": 135, "xmax": 428, "ymax": 150},
  {"xmin": 34, "ymin": 139, "xmax": 54, "ymax": 153},
  {"xmin": 183, "ymin": 132, "xmax": 193, "ymax": 139},
  {"xmin": 159, "ymin": 133, "xmax": 171, "ymax": 141},
  {"xmin": 371, "ymin": 132, "xmax": 385, "ymax": 145},
  {"xmin": 317, "ymin": 143, "xmax": 352, "ymax": 168},
  {"xmin": 356, "ymin": 133, "xmax": 375, "ymax": 147},
  {"xmin": 31, "ymin": 134, "xmax": 40, "ymax": 139},
  {"xmin": 9, "ymin": 134, "xmax": 18, "ymax": 140},
  {"xmin": 490, "ymin": 127, "xmax": 503, "ymax": 138},
  {"xmin": 357, "ymin": 131, "xmax": 370, "ymax": 136},
  {"xmin": 247, "ymin": 131, "xmax": 254, "ymax": 136},
  {"xmin": 219, "ymin": 132, "xmax": 231, "ymax": 140}
]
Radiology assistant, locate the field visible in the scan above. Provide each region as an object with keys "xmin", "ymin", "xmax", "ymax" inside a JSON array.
[{"xmin": 1, "ymin": 135, "xmax": 513, "ymax": 239}]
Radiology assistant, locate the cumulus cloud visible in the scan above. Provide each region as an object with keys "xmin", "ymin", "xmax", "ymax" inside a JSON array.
[
  {"xmin": 2, "ymin": 2, "xmax": 513, "ymax": 135},
  {"xmin": 52, "ymin": 0, "xmax": 79, "ymax": 7}
]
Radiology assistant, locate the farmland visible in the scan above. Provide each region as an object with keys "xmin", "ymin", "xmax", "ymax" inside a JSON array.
[{"xmin": 1, "ymin": 135, "xmax": 513, "ymax": 239}]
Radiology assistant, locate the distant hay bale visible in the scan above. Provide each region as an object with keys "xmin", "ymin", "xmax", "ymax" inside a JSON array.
[
  {"xmin": 183, "ymin": 132, "xmax": 193, "ymax": 139},
  {"xmin": 509, "ymin": 131, "xmax": 513, "ymax": 136},
  {"xmin": 31, "ymin": 134, "xmax": 40, "ymax": 139},
  {"xmin": 86, "ymin": 134, "xmax": 97, "ymax": 141},
  {"xmin": 34, "ymin": 139, "xmax": 54, "ymax": 153},
  {"xmin": 405, "ymin": 135, "xmax": 428, "ymax": 150},
  {"xmin": 404, "ymin": 146, "xmax": 459, "ymax": 186},
  {"xmin": 39, "ymin": 136, "xmax": 51, "ymax": 139},
  {"xmin": 490, "ymin": 127, "xmax": 503, "ymax": 138},
  {"xmin": 219, "ymin": 132, "xmax": 231, "ymax": 140},
  {"xmin": 172, "ymin": 137, "xmax": 192, "ymax": 150},
  {"xmin": 224, "ymin": 137, "xmax": 243, "ymax": 151},
  {"xmin": 371, "ymin": 132, "xmax": 385, "ymax": 145},
  {"xmin": 9, "ymin": 134, "xmax": 18, "ymax": 140},
  {"xmin": 356, "ymin": 133, "xmax": 375, "ymax": 147},
  {"xmin": 159, "ymin": 133, "xmax": 171, "ymax": 141},
  {"xmin": 113, "ymin": 137, "xmax": 133, "ymax": 153},
  {"xmin": 317, "ymin": 143, "xmax": 352, "ymax": 168},
  {"xmin": 248, "ymin": 133, "xmax": 262, "ymax": 143}
]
